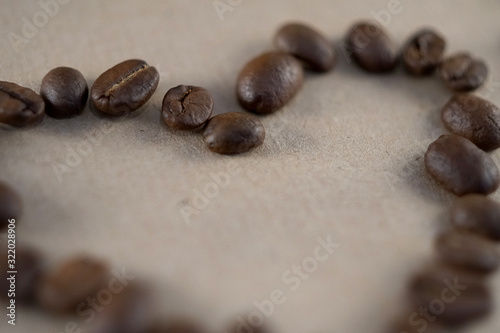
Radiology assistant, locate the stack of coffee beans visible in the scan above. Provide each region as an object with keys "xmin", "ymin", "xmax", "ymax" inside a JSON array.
[{"xmin": 1, "ymin": 17, "xmax": 500, "ymax": 333}]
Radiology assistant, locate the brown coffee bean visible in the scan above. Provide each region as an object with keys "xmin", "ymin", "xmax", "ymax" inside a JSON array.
[
  {"xmin": 403, "ymin": 29, "xmax": 446, "ymax": 76},
  {"xmin": 424, "ymin": 135, "xmax": 500, "ymax": 196},
  {"xmin": 86, "ymin": 283, "xmax": 150, "ymax": 333},
  {"xmin": 0, "ymin": 80, "xmax": 45, "ymax": 127},
  {"xmin": 345, "ymin": 22, "xmax": 398, "ymax": 73},
  {"xmin": 37, "ymin": 256, "xmax": 109, "ymax": 313},
  {"xmin": 0, "ymin": 247, "xmax": 43, "ymax": 303},
  {"xmin": 439, "ymin": 53, "xmax": 488, "ymax": 92},
  {"xmin": 450, "ymin": 194, "xmax": 500, "ymax": 241},
  {"xmin": 162, "ymin": 85, "xmax": 214, "ymax": 130},
  {"xmin": 274, "ymin": 22, "xmax": 335, "ymax": 72},
  {"xmin": 203, "ymin": 112, "xmax": 265, "ymax": 154},
  {"xmin": 144, "ymin": 320, "xmax": 204, "ymax": 333},
  {"xmin": 435, "ymin": 230, "xmax": 500, "ymax": 273},
  {"xmin": 91, "ymin": 59, "xmax": 159, "ymax": 116},
  {"xmin": 408, "ymin": 265, "xmax": 492, "ymax": 327},
  {"xmin": 237, "ymin": 51, "xmax": 304, "ymax": 114},
  {"xmin": 441, "ymin": 94, "xmax": 500, "ymax": 151},
  {"xmin": 0, "ymin": 181, "xmax": 22, "ymax": 231},
  {"xmin": 40, "ymin": 67, "xmax": 88, "ymax": 119}
]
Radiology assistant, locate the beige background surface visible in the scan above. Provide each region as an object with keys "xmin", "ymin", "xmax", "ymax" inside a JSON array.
[{"xmin": 1, "ymin": 0, "xmax": 500, "ymax": 332}]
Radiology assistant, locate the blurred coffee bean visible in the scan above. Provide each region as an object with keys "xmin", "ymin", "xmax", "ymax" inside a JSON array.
[
  {"xmin": 450, "ymin": 194, "xmax": 500, "ymax": 241},
  {"xmin": 439, "ymin": 53, "xmax": 487, "ymax": 92},
  {"xmin": 0, "ymin": 247, "xmax": 43, "ymax": 303},
  {"xmin": 435, "ymin": 230, "xmax": 500, "ymax": 273},
  {"xmin": 403, "ymin": 28, "xmax": 445, "ymax": 76},
  {"xmin": 0, "ymin": 181, "xmax": 22, "ymax": 231},
  {"xmin": 441, "ymin": 94, "xmax": 500, "ymax": 151},
  {"xmin": 345, "ymin": 21, "xmax": 398, "ymax": 73},
  {"xmin": 408, "ymin": 265, "xmax": 492, "ymax": 327},
  {"xmin": 274, "ymin": 22, "xmax": 335, "ymax": 72},
  {"xmin": 37, "ymin": 256, "xmax": 109, "ymax": 313}
]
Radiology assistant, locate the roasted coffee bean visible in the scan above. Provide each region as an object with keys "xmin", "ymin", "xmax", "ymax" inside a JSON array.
[
  {"xmin": 441, "ymin": 94, "xmax": 500, "ymax": 151},
  {"xmin": 409, "ymin": 265, "xmax": 492, "ymax": 327},
  {"xmin": 40, "ymin": 67, "xmax": 88, "ymax": 119},
  {"xmin": 0, "ymin": 181, "xmax": 22, "ymax": 231},
  {"xmin": 85, "ymin": 283, "xmax": 150, "ymax": 333},
  {"xmin": 0, "ymin": 80, "xmax": 45, "ymax": 127},
  {"xmin": 144, "ymin": 319, "xmax": 204, "ymax": 333},
  {"xmin": 402, "ymin": 29, "xmax": 445, "ymax": 76},
  {"xmin": 203, "ymin": 112, "xmax": 265, "ymax": 154},
  {"xmin": 91, "ymin": 59, "xmax": 159, "ymax": 116},
  {"xmin": 451, "ymin": 194, "xmax": 500, "ymax": 241},
  {"xmin": 424, "ymin": 135, "xmax": 500, "ymax": 196},
  {"xmin": 0, "ymin": 247, "xmax": 43, "ymax": 303},
  {"xmin": 162, "ymin": 85, "xmax": 214, "ymax": 130},
  {"xmin": 274, "ymin": 22, "xmax": 335, "ymax": 72},
  {"xmin": 345, "ymin": 22, "xmax": 398, "ymax": 73},
  {"xmin": 37, "ymin": 256, "xmax": 109, "ymax": 313},
  {"xmin": 439, "ymin": 53, "xmax": 487, "ymax": 92},
  {"xmin": 435, "ymin": 230, "xmax": 500, "ymax": 273},
  {"xmin": 237, "ymin": 51, "xmax": 304, "ymax": 114}
]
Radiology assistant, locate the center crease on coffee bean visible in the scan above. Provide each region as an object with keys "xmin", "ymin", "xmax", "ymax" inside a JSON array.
[{"xmin": 105, "ymin": 64, "xmax": 150, "ymax": 97}]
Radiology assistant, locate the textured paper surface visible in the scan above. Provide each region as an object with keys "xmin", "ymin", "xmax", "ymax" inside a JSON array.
[{"xmin": 1, "ymin": 0, "xmax": 500, "ymax": 332}]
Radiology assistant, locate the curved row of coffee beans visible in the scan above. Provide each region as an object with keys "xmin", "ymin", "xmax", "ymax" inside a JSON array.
[
  {"xmin": 0, "ymin": 239, "xmax": 233, "ymax": 333},
  {"xmin": 1, "ymin": 18, "xmax": 500, "ymax": 333}
]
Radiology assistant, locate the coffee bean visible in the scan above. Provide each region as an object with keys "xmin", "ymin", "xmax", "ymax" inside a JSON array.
[
  {"xmin": 345, "ymin": 22, "xmax": 398, "ymax": 73},
  {"xmin": 203, "ymin": 112, "xmax": 265, "ymax": 154},
  {"xmin": 424, "ymin": 135, "xmax": 500, "ymax": 196},
  {"xmin": 86, "ymin": 283, "xmax": 150, "ymax": 333},
  {"xmin": 144, "ymin": 320, "xmax": 204, "ymax": 333},
  {"xmin": 0, "ymin": 80, "xmax": 45, "ymax": 127},
  {"xmin": 162, "ymin": 85, "xmax": 214, "ymax": 130},
  {"xmin": 274, "ymin": 22, "xmax": 335, "ymax": 72},
  {"xmin": 237, "ymin": 51, "xmax": 304, "ymax": 114},
  {"xmin": 37, "ymin": 256, "xmax": 109, "ymax": 313},
  {"xmin": 91, "ymin": 59, "xmax": 159, "ymax": 116},
  {"xmin": 441, "ymin": 94, "xmax": 500, "ymax": 151},
  {"xmin": 40, "ymin": 67, "xmax": 88, "ymax": 119},
  {"xmin": 0, "ymin": 247, "xmax": 43, "ymax": 303},
  {"xmin": 0, "ymin": 181, "xmax": 22, "ymax": 231},
  {"xmin": 408, "ymin": 265, "xmax": 492, "ymax": 327},
  {"xmin": 439, "ymin": 53, "xmax": 487, "ymax": 92},
  {"xmin": 402, "ymin": 29, "xmax": 446, "ymax": 76},
  {"xmin": 435, "ymin": 230, "xmax": 500, "ymax": 273},
  {"xmin": 451, "ymin": 194, "xmax": 500, "ymax": 241}
]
